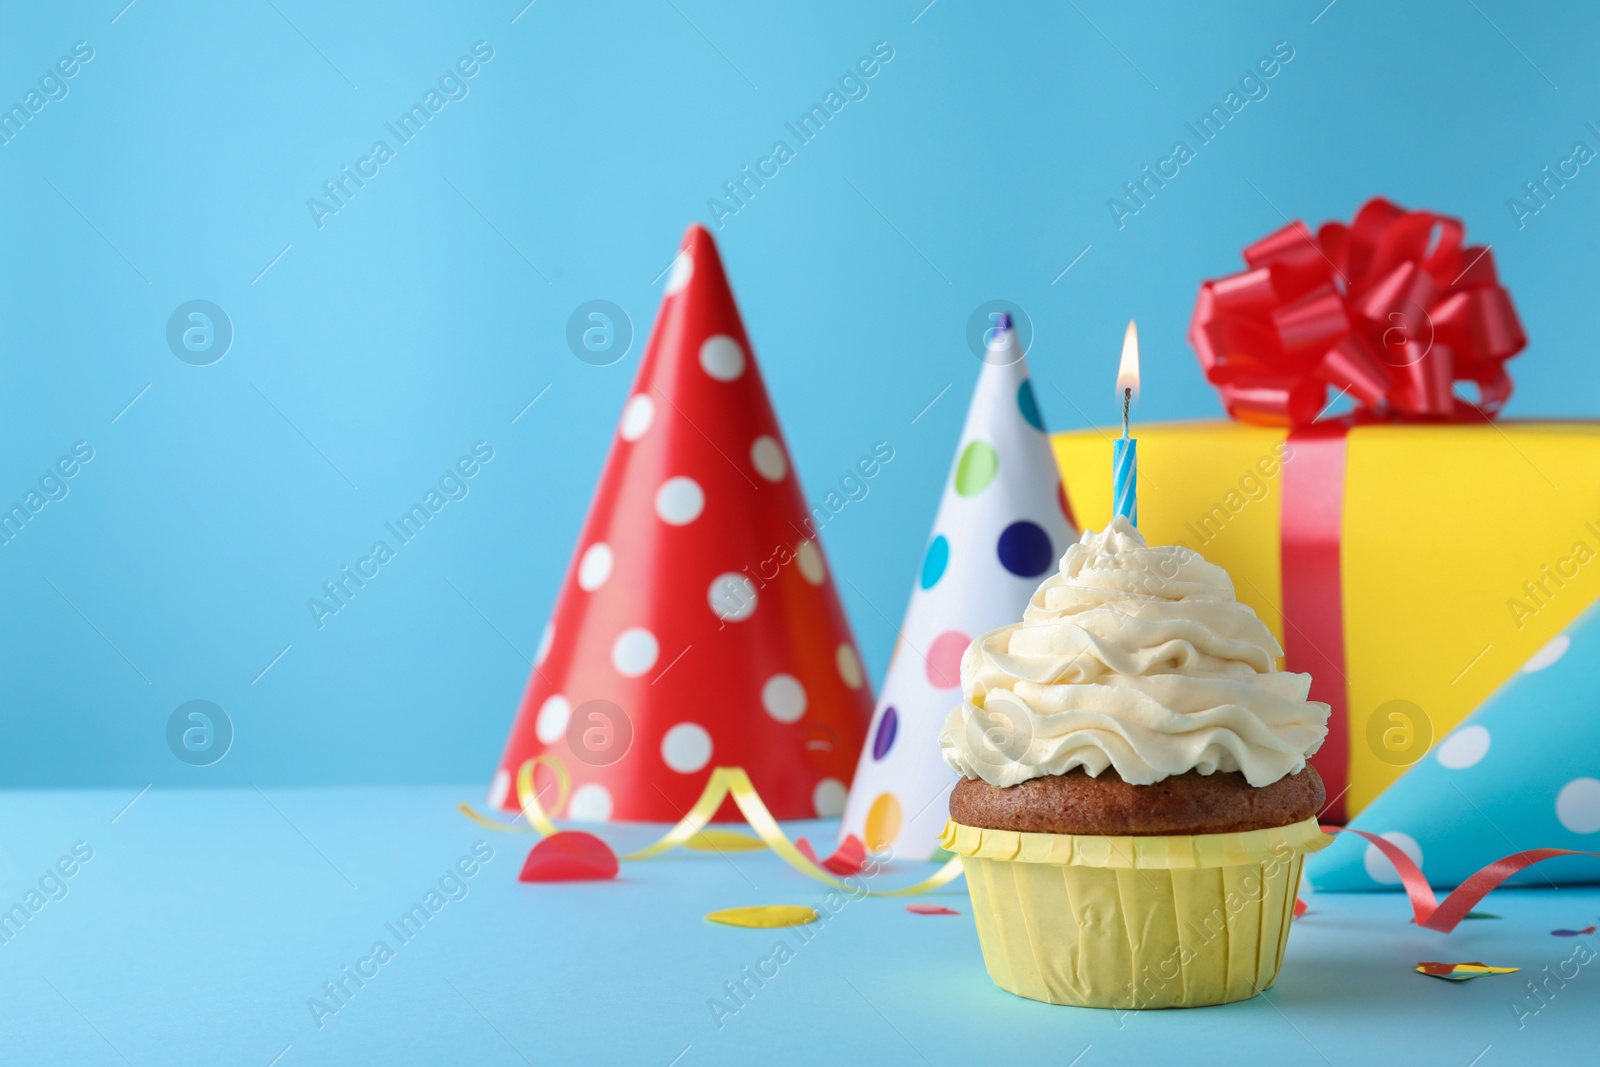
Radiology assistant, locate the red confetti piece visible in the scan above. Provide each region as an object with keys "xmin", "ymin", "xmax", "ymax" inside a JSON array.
[
  {"xmin": 1553, "ymin": 925, "xmax": 1596, "ymax": 937},
  {"xmin": 519, "ymin": 831, "xmax": 619, "ymax": 882},
  {"xmin": 795, "ymin": 834, "xmax": 866, "ymax": 876},
  {"xmin": 1293, "ymin": 897, "xmax": 1308, "ymax": 917},
  {"xmin": 906, "ymin": 903, "xmax": 960, "ymax": 916}
]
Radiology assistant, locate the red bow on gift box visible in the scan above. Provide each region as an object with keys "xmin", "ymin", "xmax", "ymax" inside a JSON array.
[
  {"xmin": 1189, "ymin": 198, "xmax": 1527, "ymax": 426},
  {"xmin": 1186, "ymin": 199, "xmax": 1530, "ymax": 822}
]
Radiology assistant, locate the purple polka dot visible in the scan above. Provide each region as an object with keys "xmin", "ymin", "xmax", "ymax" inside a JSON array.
[
  {"xmin": 872, "ymin": 706, "xmax": 898, "ymax": 761},
  {"xmin": 998, "ymin": 520, "xmax": 1053, "ymax": 578}
]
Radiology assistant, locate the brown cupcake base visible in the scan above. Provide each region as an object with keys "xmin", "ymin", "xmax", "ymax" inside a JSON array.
[{"xmin": 949, "ymin": 764, "xmax": 1324, "ymax": 836}]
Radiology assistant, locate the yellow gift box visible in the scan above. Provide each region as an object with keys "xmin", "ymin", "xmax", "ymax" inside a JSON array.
[
  {"xmin": 941, "ymin": 817, "xmax": 1330, "ymax": 1008},
  {"xmin": 1054, "ymin": 421, "xmax": 1600, "ymax": 818}
]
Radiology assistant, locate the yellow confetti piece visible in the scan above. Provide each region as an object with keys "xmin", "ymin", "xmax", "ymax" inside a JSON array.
[
  {"xmin": 685, "ymin": 829, "xmax": 765, "ymax": 852},
  {"xmin": 706, "ymin": 905, "xmax": 819, "ymax": 929},
  {"xmin": 1416, "ymin": 961, "xmax": 1520, "ymax": 981}
]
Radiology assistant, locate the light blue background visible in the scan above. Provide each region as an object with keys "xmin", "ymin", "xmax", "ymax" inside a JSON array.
[{"xmin": 3, "ymin": 0, "xmax": 1596, "ymax": 788}]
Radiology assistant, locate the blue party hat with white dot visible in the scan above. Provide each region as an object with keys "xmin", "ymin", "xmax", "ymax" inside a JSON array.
[
  {"xmin": 1307, "ymin": 601, "xmax": 1600, "ymax": 890},
  {"xmin": 839, "ymin": 317, "xmax": 1077, "ymax": 859}
]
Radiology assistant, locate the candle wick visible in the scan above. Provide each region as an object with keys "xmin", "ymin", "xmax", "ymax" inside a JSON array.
[{"xmin": 1121, "ymin": 387, "xmax": 1131, "ymax": 439}]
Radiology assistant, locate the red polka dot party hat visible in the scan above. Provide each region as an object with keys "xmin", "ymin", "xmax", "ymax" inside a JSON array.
[
  {"xmin": 491, "ymin": 225, "xmax": 873, "ymax": 822},
  {"xmin": 839, "ymin": 316, "xmax": 1077, "ymax": 859}
]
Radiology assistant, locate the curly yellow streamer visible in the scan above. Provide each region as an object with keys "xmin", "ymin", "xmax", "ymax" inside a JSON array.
[{"xmin": 459, "ymin": 759, "xmax": 964, "ymax": 899}]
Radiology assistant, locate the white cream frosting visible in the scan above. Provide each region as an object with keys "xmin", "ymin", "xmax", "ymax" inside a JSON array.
[{"xmin": 939, "ymin": 517, "xmax": 1328, "ymax": 788}]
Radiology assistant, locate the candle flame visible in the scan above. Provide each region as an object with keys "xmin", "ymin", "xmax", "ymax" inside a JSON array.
[{"xmin": 1116, "ymin": 320, "xmax": 1140, "ymax": 400}]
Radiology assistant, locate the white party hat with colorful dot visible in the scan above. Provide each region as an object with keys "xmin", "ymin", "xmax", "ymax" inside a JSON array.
[
  {"xmin": 839, "ymin": 315, "xmax": 1078, "ymax": 859},
  {"xmin": 492, "ymin": 225, "xmax": 874, "ymax": 822},
  {"xmin": 1307, "ymin": 602, "xmax": 1600, "ymax": 889}
]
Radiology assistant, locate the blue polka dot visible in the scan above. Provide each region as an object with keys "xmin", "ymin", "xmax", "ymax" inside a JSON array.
[
  {"xmin": 920, "ymin": 535, "xmax": 950, "ymax": 590},
  {"xmin": 872, "ymin": 706, "xmax": 899, "ymax": 760},
  {"xmin": 998, "ymin": 521, "xmax": 1053, "ymax": 578},
  {"xmin": 1017, "ymin": 379, "xmax": 1044, "ymax": 431}
]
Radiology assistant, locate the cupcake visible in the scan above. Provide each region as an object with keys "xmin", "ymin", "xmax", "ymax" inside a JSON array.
[{"xmin": 938, "ymin": 516, "xmax": 1331, "ymax": 1008}]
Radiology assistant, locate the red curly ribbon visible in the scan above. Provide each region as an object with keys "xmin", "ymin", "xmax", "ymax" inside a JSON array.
[
  {"xmin": 1189, "ymin": 200, "xmax": 1528, "ymax": 822},
  {"xmin": 1327, "ymin": 827, "xmax": 1599, "ymax": 933},
  {"xmin": 1189, "ymin": 198, "xmax": 1526, "ymax": 426}
]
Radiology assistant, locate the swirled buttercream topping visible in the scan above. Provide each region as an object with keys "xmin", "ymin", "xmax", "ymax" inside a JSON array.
[{"xmin": 939, "ymin": 516, "xmax": 1329, "ymax": 788}]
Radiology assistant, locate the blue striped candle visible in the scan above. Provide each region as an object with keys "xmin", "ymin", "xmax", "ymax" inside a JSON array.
[
  {"xmin": 1113, "ymin": 434, "xmax": 1137, "ymax": 525},
  {"xmin": 1114, "ymin": 320, "xmax": 1140, "ymax": 525}
]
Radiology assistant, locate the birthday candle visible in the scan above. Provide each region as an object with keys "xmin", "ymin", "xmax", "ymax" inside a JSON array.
[{"xmin": 1114, "ymin": 320, "xmax": 1140, "ymax": 525}]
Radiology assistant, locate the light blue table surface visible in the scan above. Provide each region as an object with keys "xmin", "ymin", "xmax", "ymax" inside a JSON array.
[{"xmin": 2, "ymin": 787, "xmax": 1593, "ymax": 1066}]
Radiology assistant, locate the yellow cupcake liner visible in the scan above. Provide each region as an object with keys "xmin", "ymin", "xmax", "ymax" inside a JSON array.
[{"xmin": 941, "ymin": 816, "xmax": 1332, "ymax": 1009}]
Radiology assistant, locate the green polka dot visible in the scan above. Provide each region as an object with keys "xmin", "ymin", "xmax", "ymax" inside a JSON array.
[{"xmin": 954, "ymin": 441, "xmax": 998, "ymax": 496}]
